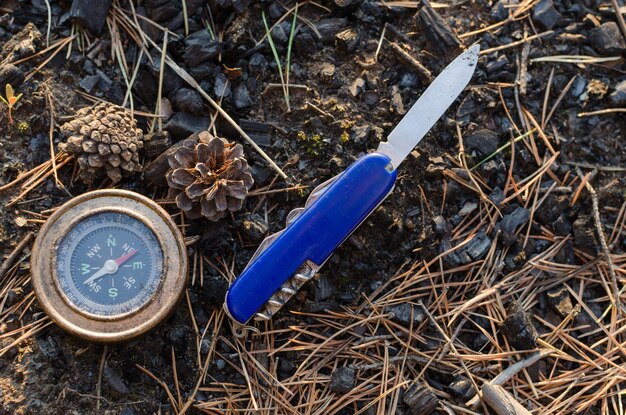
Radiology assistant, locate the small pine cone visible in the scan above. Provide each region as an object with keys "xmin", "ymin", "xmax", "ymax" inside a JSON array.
[
  {"xmin": 58, "ymin": 103, "xmax": 144, "ymax": 184},
  {"xmin": 166, "ymin": 134, "xmax": 254, "ymax": 221}
]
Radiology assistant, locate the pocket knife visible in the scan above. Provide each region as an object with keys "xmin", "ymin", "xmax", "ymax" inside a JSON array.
[{"xmin": 225, "ymin": 45, "xmax": 480, "ymax": 330}]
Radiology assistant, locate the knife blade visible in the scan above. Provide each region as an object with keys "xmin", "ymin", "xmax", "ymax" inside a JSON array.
[{"xmin": 224, "ymin": 45, "xmax": 480, "ymax": 329}]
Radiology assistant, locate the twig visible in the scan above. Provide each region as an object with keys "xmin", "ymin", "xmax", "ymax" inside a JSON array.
[
  {"xmin": 482, "ymin": 384, "xmax": 532, "ymax": 415},
  {"xmin": 387, "ymin": 41, "xmax": 433, "ymax": 82},
  {"xmin": 575, "ymin": 167, "xmax": 620, "ymax": 309},
  {"xmin": 578, "ymin": 108, "xmax": 626, "ymax": 117},
  {"xmin": 610, "ymin": 0, "xmax": 626, "ymax": 43},
  {"xmin": 96, "ymin": 346, "xmax": 108, "ymax": 411},
  {"xmin": 480, "ymin": 31, "xmax": 553, "ymax": 55},
  {"xmin": 0, "ymin": 232, "xmax": 34, "ymax": 279}
]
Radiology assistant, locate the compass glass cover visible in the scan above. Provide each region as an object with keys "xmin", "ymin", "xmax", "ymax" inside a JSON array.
[{"xmin": 55, "ymin": 212, "xmax": 164, "ymax": 317}]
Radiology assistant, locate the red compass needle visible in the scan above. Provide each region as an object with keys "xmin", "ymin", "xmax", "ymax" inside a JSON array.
[{"xmin": 114, "ymin": 249, "xmax": 138, "ymax": 266}]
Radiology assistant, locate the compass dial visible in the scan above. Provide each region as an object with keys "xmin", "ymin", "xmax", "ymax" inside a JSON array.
[{"xmin": 56, "ymin": 212, "xmax": 164, "ymax": 317}]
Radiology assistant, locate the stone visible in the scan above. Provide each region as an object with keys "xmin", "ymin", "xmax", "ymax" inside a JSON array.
[
  {"xmin": 165, "ymin": 112, "xmax": 210, "ymax": 140},
  {"xmin": 591, "ymin": 22, "xmax": 626, "ymax": 54},
  {"xmin": 174, "ymin": 88, "xmax": 205, "ymax": 115},
  {"xmin": 351, "ymin": 124, "xmax": 370, "ymax": 142},
  {"xmin": 532, "ymin": 0, "xmax": 561, "ymax": 30},
  {"xmin": 184, "ymin": 30, "xmax": 223, "ymax": 66},
  {"xmin": 610, "ymin": 80, "xmax": 626, "ymax": 105},
  {"xmin": 502, "ymin": 301, "xmax": 538, "ymax": 350},
  {"xmin": 329, "ymin": 367, "xmax": 355, "ymax": 394},
  {"xmin": 70, "ymin": 0, "xmax": 112, "ymax": 35},
  {"xmin": 249, "ymin": 53, "xmax": 268, "ymax": 74},
  {"xmin": 214, "ymin": 73, "xmax": 231, "ymax": 98},
  {"xmin": 104, "ymin": 366, "xmax": 129, "ymax": 394},
  {"xmin": 233, "ymin": 84, "xmax": 252, "ymax": 109},
  {"xmin": 0, "ymin": 64, "xmax": 24, "ymax": 89}
]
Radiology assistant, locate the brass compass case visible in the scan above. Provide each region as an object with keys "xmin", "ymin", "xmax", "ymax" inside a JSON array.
[{"xmin": 31, "ymin": 189, "xmax": 188, "ymax": 343}]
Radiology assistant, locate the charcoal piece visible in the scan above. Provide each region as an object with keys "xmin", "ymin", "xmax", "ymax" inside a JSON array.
[
  {"xmin": 295, "ymin": 31, "xmax": 318, "ymax": 56},
  {"xmin": 449, "ymin": 376, "xmax": 476, "ymax": 400},
  {"xmin": 335, "ymin": 28, "xmax": 360, "ymax": 53},
  {"xmin": 402, "ymin": 381, "xmax": 439, "ymax": 415},
  {"xmin": 502, "ymin": 301, "xmax": 538, "ymax": 350},
  {"xmin": 79, "ymin": 75, "xmax": 100, "ymax": 93},
  {"xmin": 184, "ymin": 30, "xmax": 223, "ymax": 66},
  {"xmin": 536, "ymin": 194, "xmax": 568, "ymax": 224},
  {"xmin": 463, "ymin": 129, "xmax": 499, "ymax": 157},
  {"xmin": 240, "ymin": 119, "xmax": 272, "ymax": 134},
  {"xmin": 143, "ymin": 131, "xmax": 172, "ymax": 157},
  {"xmin": 489, "ymin": 187, "xmax": 505, "ymax": 206},
  {"xmin": 532, "ymin": 0, "xmax": 561, "ymax": 30},
  {"xmin": 432, "ymin": 215, "xmax": 448, "ymax": 235},
  {"xmin": 329, "ymin": 367, "xmax": 355, "ymax": 394},
  {"xmin": 174, "ymin": 88, "xmax": 205, "ymax": 115},
  {"xmin": 386, "ymin": 303, "xmax": 425, "ymax": 326},
  {"xmin": 144, "ymin": 135, "xmax": 199, "ymax": 186},
  {"xmin": 610, "ymin": 80, "xmax": 626, "ymax": 105},
  {"xmin": 497, "ymin": 206, "xmax": 530, "ymax": 245},
  {"xmin": 463, "ymin": 231, "xmax": 491, "ymax": 261},
  {"xmin": 0, "ymin": 64, "xmax": 24, "ymax": 88},
  {"xmin": 104, "ymin": 367, "xmax": 129, "ymax": 394},
  {"xmin": 239, "ymin": 213, "xmax": 268, "ymax": 243},
  {"xmin": 546, "ymin": 286, "xmax": 574, "ymax": 318},
  {"xmin": 315, "ymin": 18, "xmax": 349, "ymax": 42},
  {"xmin": 416, "ymin": 0, "xmax": 462, "ymax": 52},
  {"xmin": 573, "ymin": 217, "xmax": 596, "ymax": 253},
  {"xmin": 145, "ymin": 0, "xmax": 180, "ymax": 22},
  {"xmin": 590, "ymin": 22, "xmax": 626, "ymax": 54},
  {"xmin": 70, "ymin": 0, "xmax": 112, "ymax": 35},
  {"xmin": 490, "ymin": 0, "xmax": 516, "ymax": 21},
  {"xmin": 314, "ymin": 274, "xmax": 335, "ymax": 301},
  {"xmin": 165, "ymin": 112, "xmax": 210, "ymax": 140}
]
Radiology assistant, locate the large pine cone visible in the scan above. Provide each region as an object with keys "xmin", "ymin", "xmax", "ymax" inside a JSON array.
[
  {"xmin": 59, "ymin": 103, "xmax": 144, "ymax": 184},
  {"xmin": 166, "ymin": 134, "xmax": 254, "ymax": 221}
]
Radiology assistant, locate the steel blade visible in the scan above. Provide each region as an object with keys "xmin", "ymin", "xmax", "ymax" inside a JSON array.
[{"xmin": 377, "ymin": 45, "xmax": 480, "ymax": 169}]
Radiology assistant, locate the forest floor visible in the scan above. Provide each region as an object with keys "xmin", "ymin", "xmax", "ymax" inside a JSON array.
[{"xmin": 0, "ymin": 0, "xmax": 625, "ymax": 414}]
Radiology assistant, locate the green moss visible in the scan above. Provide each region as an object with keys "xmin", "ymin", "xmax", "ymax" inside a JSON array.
[
  {"xmin": 340, "ymin": 131, "xmax": 349, "ymax": 144},
  {"xmin": 297, "ymin": 130, "xmax": 325, "ymax": 156}
]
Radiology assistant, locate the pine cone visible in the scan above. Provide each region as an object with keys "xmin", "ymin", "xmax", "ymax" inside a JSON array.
[
  {"xmin": 166, "ymin": 134, "xmax": 254, "ymax": 221},
  {"xmin": 59, "ymin": 103, "xmax": 144, "ymax": 184}
]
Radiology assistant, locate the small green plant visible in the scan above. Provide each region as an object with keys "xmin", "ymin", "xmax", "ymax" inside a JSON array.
[
  {"xmin": 0, "ymin": 84, "xmax": 23, "ymax": 124},
  {"xmin": 297, "ymin": 130, "xmax": 325, "ymax": 156},
  {"xmin": 262, "ymin": 5, "xmax": 298, "ymax": 112}
]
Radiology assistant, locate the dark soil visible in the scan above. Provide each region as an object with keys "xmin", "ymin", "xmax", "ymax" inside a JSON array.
[{"xmin": 0, "ymin": 0, "xmax": 625, "ymax": 414}]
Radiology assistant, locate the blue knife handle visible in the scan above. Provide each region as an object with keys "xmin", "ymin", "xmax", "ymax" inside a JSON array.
[{"xmin": 225, "ymin": 152, "xmax": 397, "ymax": 324}]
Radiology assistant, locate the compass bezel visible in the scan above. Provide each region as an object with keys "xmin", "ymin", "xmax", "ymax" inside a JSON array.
[{"xmin": 32, "ymin": 189, "xmax": 188, "ymax": 343}]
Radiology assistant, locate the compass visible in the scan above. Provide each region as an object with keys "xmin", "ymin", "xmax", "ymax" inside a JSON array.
[{"xmin": 31, "ymin": 190, "xmax": 187, "ymax": 343}]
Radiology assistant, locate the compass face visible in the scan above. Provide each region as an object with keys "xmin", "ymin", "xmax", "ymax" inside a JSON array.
[{"xmin": 55, "ymin": 212, "xmax": 164, "ymax": 317}]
